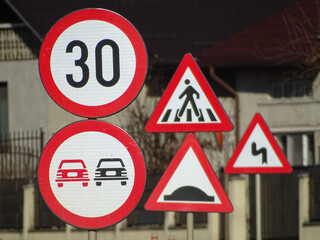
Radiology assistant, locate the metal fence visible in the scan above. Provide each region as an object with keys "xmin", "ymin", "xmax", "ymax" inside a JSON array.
[
  {"xmin": 309, "ymin": 166, "xmax": 320, "ymax": 222},
  {"xmin": 0, "ymin": 129, "xmax": 44, "ymax": 229},
  {"xmin": 249, "ymin": 167, "xmax": 310, "ymax": 240},
  {"xmin": 0, "ymin": 129, "xmax": 44, "ymax": 181}
]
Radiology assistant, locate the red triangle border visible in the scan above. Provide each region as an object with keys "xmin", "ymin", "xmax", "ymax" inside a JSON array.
[
  {"xmin": 145, "ymin": 54, "xmax": 233, "ymax": 132},
  {"xmin": 224, "ymin": 113, "xmax": 292, "ymax": 174},
  {"xmin": 145, "ymin": 134, "xmax": 233, "ymax": 212}
]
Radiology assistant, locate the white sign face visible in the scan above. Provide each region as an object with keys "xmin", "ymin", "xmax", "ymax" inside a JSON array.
[
  {"xmin": 224, "ymin": 113, "xmax": 292, "ymax": 174},
  {"xmin": 145, "ymin": 134, "xmax": 233, "ymax": 213},
  {"xmin": 233, "ymin": 124, "xmax": 282, "ymax": 167},
  {"xmin": 49, "ymin": 131, "xmax": 135, "ymax": 217},
  {"xmin": 157, "ymin": 67, "xmax": 221, "ymax": 124},
  {"xmin": 158, "ymin": 147, "xmax": 221, "ymax": 204},
  {"xmin": 39, "ymin": 9, "xmax": 147, "ymax": 118},
  {"xmin": 38, "ymin": 121, "xmax": 146, "ymax": 229},
  {"xmin": 145, "ymin": 54, "xmax": 233, "ymax": 132},
  {"xmin": 233, "ymin": 124, "xmax": 283, "ymax": 168},
  {"xmin": 50, "ymin": 20, "xmax": 136, "ymax": 106}
]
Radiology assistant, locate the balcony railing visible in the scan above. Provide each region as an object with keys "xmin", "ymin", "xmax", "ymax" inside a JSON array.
[{"xmin": 0, "ymin": 23, "xmax": 40, "ymax": 61}]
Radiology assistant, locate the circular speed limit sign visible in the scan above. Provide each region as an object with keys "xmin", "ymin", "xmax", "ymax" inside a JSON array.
[
  {"xmin": 38, "ymin": 120, "xmax": 146, "ymax": 229},
  {"xmin": 39, "ymin": 9, "xmax": 148, "ymax": 118}
]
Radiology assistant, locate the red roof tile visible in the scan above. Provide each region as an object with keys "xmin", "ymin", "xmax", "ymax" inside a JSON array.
[{"xmin": 199, "ymin": 0, "xmax": 320, "ymax": 67}]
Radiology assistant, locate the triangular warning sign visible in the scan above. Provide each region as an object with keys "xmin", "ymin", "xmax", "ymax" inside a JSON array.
[
  {"xmin": 225, "ymin": 113, "xmax": 292, "ymax": 174},
  {"xmin": 145, "ymin": 134, "xmax": 233, "ymax": 212},
  {"xmin": 145, "ymin": 54, "xmax": 233, "ymax": 132}
]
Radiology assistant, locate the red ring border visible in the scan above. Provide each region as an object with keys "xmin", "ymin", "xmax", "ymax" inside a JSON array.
[
  {"xmin": 39, "ymin": 8, "xmax": 148, "ymax": 118},
  {"xmin": 38, "ymin": 120, "xmax": 146, "ymax": 229}
]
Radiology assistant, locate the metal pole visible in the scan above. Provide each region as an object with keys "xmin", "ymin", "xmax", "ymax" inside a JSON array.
[
  {"xmin": 187, "ymin": 212, "xmax": 194, "ymax": 240},
  {"xmin": 224, "ymin": 132, "xmax": 230, "ymax": 240},
  {"xmin": 255, "ymin": 174, "xmax": 262, "ymax": 240},
  {"xmin": 88, "ymin": 230, "xmax": 97, "ymax": 240}
]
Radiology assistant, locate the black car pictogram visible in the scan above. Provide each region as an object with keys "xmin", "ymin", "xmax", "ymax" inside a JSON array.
[{"xmin": 94, "ymin": 158, "xmax": 128, "ymax": 186}]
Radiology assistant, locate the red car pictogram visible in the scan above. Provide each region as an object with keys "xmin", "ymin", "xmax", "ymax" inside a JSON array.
[{"xmin": 56, "ymin": 159, "xmax": 89, "ymax": 187}]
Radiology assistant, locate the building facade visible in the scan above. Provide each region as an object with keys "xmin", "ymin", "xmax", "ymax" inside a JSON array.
[{"xmin": 1, "ymin": 1, "xmax": 320, "ymax": 240}]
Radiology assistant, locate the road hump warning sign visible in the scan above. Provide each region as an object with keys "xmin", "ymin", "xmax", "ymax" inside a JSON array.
[{"xmin": 145, "ymin": 134, "xmax": 233, "ymax": 212}]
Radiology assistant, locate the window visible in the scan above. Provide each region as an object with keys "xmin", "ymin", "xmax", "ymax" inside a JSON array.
[
  {"xmin": 270, "ymin": 80, "xmax": 313, "ymax": 98},
  {"xmin": 275, "ymin": 133, "xmax": 314, "ymax": 166},
  {"xmin": 0, "ymin": 82, "xmax": 8, "ymax": 135},
  {"xmin": 0, "ymin": 82, "xmax": 8, "ymax": 152}
]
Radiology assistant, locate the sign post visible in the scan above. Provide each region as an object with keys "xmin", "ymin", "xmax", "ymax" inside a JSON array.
[
  {"xmin": 255, "ymin": 174, "xmax": 262, "ymax": 240},
  {"xmin": 145, "ymin": 134, "xmax": 232, "ymax": 240},
  {"xmin": 38, "ymin": 8, "xmax": 148, "ymax": 237},
  {"xmin": 88, "ymin": 231, "xmax": 97, "ymax": 240},
  {"xmin": 187, "ymin": 213, "xmax": 194, "ymax": 240},
  {"xmin": 225, "ymin": 113, "xmax": 292, "ymax": 240}
]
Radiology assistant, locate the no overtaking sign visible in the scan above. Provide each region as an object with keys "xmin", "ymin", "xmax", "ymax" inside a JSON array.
[{"xmin": 38, "ymin": 120, "xmax": 146, "ymax": 229}]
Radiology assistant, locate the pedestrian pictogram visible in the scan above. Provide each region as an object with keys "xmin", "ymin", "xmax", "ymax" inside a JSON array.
[
  {"xmin": 38, "ymin": 120, "xmax": 146, "ymax": 229},
  {"xmin": 39, "ymin": 8, "xmax": 147, "ymax": 118},
  {"xmin": 145, "ymin": 54, "xmax": 233, "ymax": 132},
  {"xmin": 145, "ymin": 134, "xmax": 233, "ymax": 212},
  {"xmin": 224, "ymin": 113, "xmax": 292, "ymax": 174},
  {"xmin": 178, "ymin": 79, "xmax": 200, "ymax": 118}
]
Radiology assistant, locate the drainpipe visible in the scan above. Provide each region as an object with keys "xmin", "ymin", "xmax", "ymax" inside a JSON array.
[
  {"xmin": 209, "ymin": 67, "xmax": 239, "ymax": 143},
  {"xmin": 209, "ymin": 66, "xmax": 240, "ymax": 240}
]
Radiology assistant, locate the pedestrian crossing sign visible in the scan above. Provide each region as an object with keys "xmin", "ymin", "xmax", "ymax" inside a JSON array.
[
  {"xmin": 224, "ymin": 113, "xmax": 292, "ymax": 174},
  {"xmin": 145, "ymin": 54, "xmax": 234, "ymax": 132}
]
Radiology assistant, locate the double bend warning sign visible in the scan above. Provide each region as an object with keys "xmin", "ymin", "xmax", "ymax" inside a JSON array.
[{"xmin": 225, "ymin": 113, "xmax": 292, "ymax": 174}]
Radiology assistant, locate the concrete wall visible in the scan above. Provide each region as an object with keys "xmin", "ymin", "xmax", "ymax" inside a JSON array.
[
  {"xmin": 228, "ymin": 176, "xmax": 247, "ymax": 240},
  {"xmin": 0, "ymin": 60, "xmax": 48, "ymax": 134},
  {"xmin": 1, "ymin": 227, "xmax": 208, "ymax": 240},
  {"xmin": 0, "ymin": 176, "xmax": 248, "ymax": 240},
  {"xmin": 4, "ymin": 174, "xmax": 317, "ymax": 240},
  {"xmin": 299, "ymin": 173, "xmax": 320, "ymax": 240}
]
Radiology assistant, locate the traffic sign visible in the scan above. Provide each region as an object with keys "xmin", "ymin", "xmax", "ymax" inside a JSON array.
[
  {"xmin": 145, "ymin": 54, "xmax": 233, "ymax": 132},
  {"xmin": 39, "ymin": 8, "xmax": 148, "ymax": 118},
  {"xmin": 224, "ymin": 113, "xmax": 292, "ymax": 174},
  {"xmin": 145, "ymin": 134, "xmax": 233, "ymax": 212},
  {"xmin": 38, "ymin": 120, "xmax": 146, "ymax": 229}
]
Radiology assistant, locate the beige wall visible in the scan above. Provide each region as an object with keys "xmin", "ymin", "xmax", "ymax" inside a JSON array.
[
  {"xmin": 228, "ymin": 176, "xmax": 247, "ymax": 240},
  {"xmin": 235, "ymin": 69, "xmax": 320, "ymax": 135},
  {"xmin": 236, "ymin": 68, "xmax": 320, "ymax": 167},
  {"xmin": 0, "ymin": 60, "xmax": 48, "ymax": 133},
  {"xmin": 5, "ymin": 180, "xmax": 244, "ymax": 240}
]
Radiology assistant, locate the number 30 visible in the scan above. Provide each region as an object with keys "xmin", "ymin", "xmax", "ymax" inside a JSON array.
[{"xmin": 66, "ymin": 39, "xmax": 120, "ymax": 88}]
